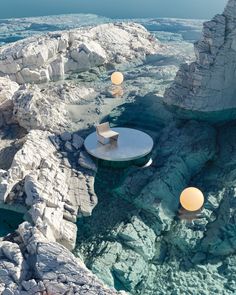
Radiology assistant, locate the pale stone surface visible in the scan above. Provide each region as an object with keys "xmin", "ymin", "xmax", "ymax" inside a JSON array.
[
  {"xmin": 1, "ymin": 2, "xmax": 236, "ymax": 294},
  {"xmin": 0, "ymin": 129, "xmax": 97, "ymax": 250},
  {"xmin": 0, "ymin": 223, "xmax": 124, "ymax": 294},
  {"xmin": 0, "ymin": 18, "xmax": 164, "ymax": 295},
  {"xmin": 12, "ymin": 82, "xmax": 98, "ymax": 133},
  {"xmin": 0, "ymin": 23, "xmax": 159, "ymax": 84},
  {"xmin": 13, "ymin": 84, "xmax": 70, "ymax": 132},
  {"xmin": 0, "ymin": 77, "xmax": 19, "ymax": 106},
  {"xmin": 0, "ymin": 77, "xmax": 19, "ymax": 127}
]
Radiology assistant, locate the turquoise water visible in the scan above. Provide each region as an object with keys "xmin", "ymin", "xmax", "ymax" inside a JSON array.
[{"xmin": 0, "ymin": 209, "xmax": 24, "ymax": 237}]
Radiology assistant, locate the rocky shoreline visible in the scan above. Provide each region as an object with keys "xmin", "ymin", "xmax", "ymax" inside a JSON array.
[
  {"xmin": 0, "ymin": 22, "xmax": 161, "ymax": 294},
  {"xmin": 0, "ymin": 1, "xmax": 236, "ymax": 294}
]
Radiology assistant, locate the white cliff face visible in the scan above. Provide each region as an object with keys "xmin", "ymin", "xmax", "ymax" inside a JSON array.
[
  {"xmin": 0, "ymin": 22, "xmax": 159, "ymax": 84},
  {"xmin": 164, "ymin": 0, "xmax": 236, "ymax": 117}
]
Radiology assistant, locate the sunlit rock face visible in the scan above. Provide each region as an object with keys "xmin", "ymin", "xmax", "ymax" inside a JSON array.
[
  {"xmin": 0, "ymin": 77, "xmax": 19, "ymax": 127},
  {"xmin": 164, "ymin": 0, "xmax": 236, "ymax": 120},
  {"xmin": 0, "ymin": 22, "xmax": 159, "ymax": 84},
  {"xmin": 12, "ymin": 83, "xmax": 97, "ymax": 132}
]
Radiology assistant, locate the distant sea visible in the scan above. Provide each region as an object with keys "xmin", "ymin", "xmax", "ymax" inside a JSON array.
[{"xmin": 0, "ymin": 13, "xmax": 204, "ymax": 46}]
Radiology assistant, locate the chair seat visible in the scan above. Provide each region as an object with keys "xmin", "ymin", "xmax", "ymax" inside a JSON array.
[{"xmin": 100, "ymin": 130, "xmax": 119, "ymax": 138}]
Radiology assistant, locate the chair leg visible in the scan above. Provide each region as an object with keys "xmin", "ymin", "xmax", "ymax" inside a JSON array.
[{"xmin": 111, "ymin": 134, "xmax": 119, "ymax": 141}]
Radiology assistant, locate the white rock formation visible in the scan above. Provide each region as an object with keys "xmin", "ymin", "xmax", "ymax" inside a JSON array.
[
  {"xmin": 0, "ymin": 23, "xmax": 159, "ymax": 84},
  {"xmin": 0, "ymin": 241, "xmax": 27, "ymax": 294},
  {"xmin": 12, "ymin": 82, "xmax": 96, "ymax": 132},
  {"xmin": 0, "ymin": 129, "xmax": 97, "ymax": 250},
  {"xmin": 0, "ymin": 77, "xmax": 19, "ymax": 127},
  {"xmin": 0, "ymin": 77, "xmax": 19, "ymax": 106},
  {"xmin": 0, "ymin": 222, "xmax": 125, "ymax": 294},
  {"xmin": 164, "ymin": 0, "xmax": 236, "ymax": 116}
]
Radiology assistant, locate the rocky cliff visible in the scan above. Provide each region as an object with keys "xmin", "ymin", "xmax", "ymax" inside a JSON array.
[{"xmin": 164, "ymin": 0, "xmax": 236, "ymax": 121}]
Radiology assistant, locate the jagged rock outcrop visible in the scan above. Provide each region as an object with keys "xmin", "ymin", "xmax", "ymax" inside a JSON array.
[
  {"xmin": 0, "ymin": 222, "xmax": 125, "ymax": 294},
  {"xmin": 75, "ymin": 95, "xmax": 236, "ymax": 294},
  {"xmin": 12, "ymin": 82, "xmax": 96, "ymax": 132},
  {"xmin": 1, "ymin": 2, "xmax": 236, "ymax": 294},
  {"xmin": 0, "ymin": 77, "xmax": 19, "ymax": 106},
  {"xmin": 0, "ymin": 241, "xmax": 27, "ymax": 294},
  {"xmin": 0, "ymin": 129, "xmax": 97, "ymax": 250},
  {"xmin": 76, "ymin": 118, "xmax": 217, "ymax": 293},
  {"xmin": 164, "ymin": 0, "xmax": 236, "ymax": 120},
  {"xmin": 0, "ymin": 20, "xmax": 164, "ymax": 294},
  {"xmin": 0, "ymin": 22, "xmax": 159, "ymax": 84}
]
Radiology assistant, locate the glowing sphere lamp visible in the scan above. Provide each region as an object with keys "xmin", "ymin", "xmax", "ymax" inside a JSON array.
[
  {"xmin": 111, "ymin": 72, "xmax": 124, "ymax": 85},
  {"xmin": 180, "ymin": 187, "xmax": 204, "ymax": 212}
]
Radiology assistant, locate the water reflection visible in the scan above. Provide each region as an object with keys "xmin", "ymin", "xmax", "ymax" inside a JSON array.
[
  {"xmin": 111, "ymin": 86, "xmax": 124, "ymax": 98},
  {"xmin": 178, "ymin": 206, "xmax": 203, "ymax": 221}
]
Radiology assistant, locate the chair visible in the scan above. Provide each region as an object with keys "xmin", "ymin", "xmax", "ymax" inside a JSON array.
[{"xmin": 96, "ymin": 122, "xmax": 119, "ymax": 144}]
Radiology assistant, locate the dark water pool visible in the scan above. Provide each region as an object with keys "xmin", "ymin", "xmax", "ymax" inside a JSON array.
[{"xmin": 0, "ymin": 209, "xmax": 24, "ymax": 237}]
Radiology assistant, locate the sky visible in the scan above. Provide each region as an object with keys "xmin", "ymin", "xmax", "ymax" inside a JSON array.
[{"xmin": 0, "ymin": 0, "xmax": 228, "ymax": 20}]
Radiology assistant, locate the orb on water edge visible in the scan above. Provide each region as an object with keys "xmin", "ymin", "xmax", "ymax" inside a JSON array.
[
  {"xmin": 180, "ymin": 187, "xmax": 204, "ymax": 212},
  {"xmin": 111, "ymin": 71, "xmax": 124, "ymax": 85}
]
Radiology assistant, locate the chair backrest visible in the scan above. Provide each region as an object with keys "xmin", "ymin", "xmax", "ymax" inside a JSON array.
[{"xmin": 96, "ymin": 122, "xmax": 110, "ymax": 134}]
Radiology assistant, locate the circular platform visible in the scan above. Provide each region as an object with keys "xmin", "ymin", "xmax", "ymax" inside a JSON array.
[{"xmin": 84, "ymin": 127, "xmax": 154, "ymax": 162}]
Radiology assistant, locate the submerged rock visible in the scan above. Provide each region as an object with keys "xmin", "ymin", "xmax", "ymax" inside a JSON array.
[{"xmin": 115, "ymin": 121, "xmax": 216, "ymax": 230}]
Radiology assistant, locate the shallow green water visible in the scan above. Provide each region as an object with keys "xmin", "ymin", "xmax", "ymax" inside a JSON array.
[{"xmin": 0, "ymin": 209, "xmax": 24, "ymax": 237}]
